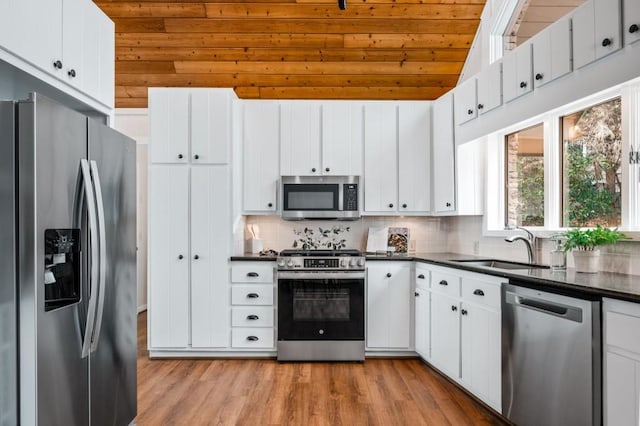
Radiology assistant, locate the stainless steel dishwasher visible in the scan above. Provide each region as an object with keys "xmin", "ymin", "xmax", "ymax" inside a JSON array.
[{"xmin": 502, "ymin": 281, "xmax": 601, "ymax": 426}]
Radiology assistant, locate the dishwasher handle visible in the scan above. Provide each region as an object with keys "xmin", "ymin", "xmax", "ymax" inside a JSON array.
[{"xmin": 505, "ymin": 291, "xmax": 583, "ymax": 322}]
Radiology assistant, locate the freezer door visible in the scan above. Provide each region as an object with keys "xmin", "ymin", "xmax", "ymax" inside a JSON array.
[
  {"xmin": 18, "ymin": 94, "xmax": 90, "ymax": 425},
  {"xmin": 0, "ymin": 102, "xmax": 17, "ymax": 426},
  {"xmin": 88, "ymin": 118, "xmax": 137, "ymax": 426}
]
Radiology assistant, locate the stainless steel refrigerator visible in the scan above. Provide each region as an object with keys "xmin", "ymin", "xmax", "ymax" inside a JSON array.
[{"xmin": 0, "ymin": 93, "xmax": 137, "ymax": 425}]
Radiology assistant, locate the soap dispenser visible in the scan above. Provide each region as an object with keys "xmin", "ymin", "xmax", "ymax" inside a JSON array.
[{"xmin": 549, "ymin": 237, "xmax": 566, "ymax": 271}]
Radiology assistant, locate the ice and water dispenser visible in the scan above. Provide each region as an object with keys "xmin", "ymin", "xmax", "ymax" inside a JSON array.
[{"xmin": 44, "ymin": 229, "xmax": 81, "ymax": 311}]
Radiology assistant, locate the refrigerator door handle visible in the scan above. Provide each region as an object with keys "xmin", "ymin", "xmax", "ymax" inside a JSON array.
[
  {"xmin": 76, "ymin": 159, "xmax": 100, "ymax": 359},
  {"xmin": 89, "ymin": 160, "xmax": 107, "ymax": 353}
]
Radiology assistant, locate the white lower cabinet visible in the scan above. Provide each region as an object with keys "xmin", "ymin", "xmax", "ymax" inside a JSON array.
[
  {"xmin": 414, "ymin": 264, "xmax": 431, "ymax": 359},
  {"xmin": 421, "ymin": 265, "xmax": 502, "ymax": 412},
  {"xmin": 366, "ymin": 262, "xmax": 412, "ymax": 350},
  {"xmin": 230, "ymin": 262, "xmax": 276, "ymax": 350},
  {"xmin": 604, "ymin": 298, "xmax": 640, "ymax": 426}
]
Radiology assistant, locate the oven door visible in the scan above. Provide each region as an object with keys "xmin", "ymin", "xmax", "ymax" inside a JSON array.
[{"xmin": 278, "ymin": 271, "xmax": 364, "ymax": 341}]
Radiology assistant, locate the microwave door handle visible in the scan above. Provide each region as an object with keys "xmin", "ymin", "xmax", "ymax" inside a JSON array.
[
  {"xmin": 89, "ymin": 160, "xmax": 107, "ymax": 353},
  {"xmin": 75, "ymin": 159, "xmax": 99, "ymax": 359}
]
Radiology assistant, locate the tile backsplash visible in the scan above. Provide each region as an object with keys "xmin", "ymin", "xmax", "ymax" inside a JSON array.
[{"xmin": 240, "ymin": 214, "xmax": 640, "ymax": 276}]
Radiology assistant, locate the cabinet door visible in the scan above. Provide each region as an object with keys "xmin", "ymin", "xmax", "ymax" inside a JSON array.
[
  {"xmin": 594, "ymin": 0, "xmax": 621, "ymax": 60},
  {"xmin": 148, "ymin": 166, "xmax": 189, "ymax": 348},
  {"xmin": 364, "ymin": 103, "xmax": 398, "ymax": 213},
  {"xmin": 454, "ymin": 77, "xmax": 477, "ymax": 125},
  {"xmin": 191, "ymin": 90, "xmax": 232, "ymax": 165},
  {"xmin": 398, "ymin": 102, "xmax": 431, "ymax": 213},
  {"xmin": 322, "ymin": 102, "xmax": 363, "ymax": 176},
  {"xmin": 504, "ymin": 43, "xmax": 533, "ymax": 102},
  {"xmin": 61, "ymin": 0, "xmax": 85, "ymax": 90},
  {"xmin": 190, "ymin": 166, "xmax": 231, "ymax": 348},
  {"xmin": 432, "ymin": 93, "xmax": 456, "ymax": 213},
  {"xmin": 573, "ymin": 1, "xmax": 596, "ymax": 69},
  {"xmin": 366, "ymin": 263, "xmax": 411, "ymax": 349},
  {"xmin": 625, "ymin": 0, "xmax": 640, "ymax": 45},
  {"xmin": 605, "ymin": 352, "xmax": 640, "ymax": 426},
  {"xmin": 431, "ymin": 292, "xmax": 460, "ymax": 378},
  {"xmin": 149, "ymin": 89, "xmax": 190, "ymax": 164},
  {"xmin": 476, "ymin": 60, "xmax": 502, "ymax": 114},
  {"xmin": 456, "ymin": 139, "xmax": 485, "ymax": 215},
  {"xmin": 460, "ymin": 303, "xmax": 501, "ymax": 411},
  {"xmin": 532, "ymin": 29, "xmax": 552, "ymax": 89},
  {"xmin": 243, "ymin": 101, "xmax": 280, "ymax": 212},
  {"xmin": 414, "ymin": 287, "xmax": 430, "ymax": 359},
  {"xmin": 549, "ymin": 17, "xmax": 572, "ymax": 83},
  {"xmin": 280, "ymin": 102, "xmax": 322, "ymax": 175}
]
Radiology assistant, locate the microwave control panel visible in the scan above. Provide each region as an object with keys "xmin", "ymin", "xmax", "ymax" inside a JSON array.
[{"xmin": 343, "ymin": 184, "xmax": 358, "ymax": 211}]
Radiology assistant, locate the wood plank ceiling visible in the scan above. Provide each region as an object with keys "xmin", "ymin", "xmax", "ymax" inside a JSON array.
[{"xmin": 94, "ymin": 0, "xmax": 486, "ymax": 108}]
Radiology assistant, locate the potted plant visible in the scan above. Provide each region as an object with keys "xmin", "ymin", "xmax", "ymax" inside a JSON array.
[{"xmin": 563, "ymin": 225, "xmax": 627, "ymax": 273}]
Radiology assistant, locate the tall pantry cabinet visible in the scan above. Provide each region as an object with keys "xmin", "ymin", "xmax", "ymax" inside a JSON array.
[{"xmin": 148, "ymin": 88, "xmax": 235, "ymax": 352}]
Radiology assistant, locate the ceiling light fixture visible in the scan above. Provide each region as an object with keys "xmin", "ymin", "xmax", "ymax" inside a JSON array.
[{"xmin": 338, "ymin": 0, "xmax": 346, "ymax": 10}]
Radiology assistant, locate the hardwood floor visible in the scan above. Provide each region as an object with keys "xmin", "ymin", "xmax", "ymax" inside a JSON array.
[{"xmin": 136, "ymin": 313, "xmax": 505, "ymax": 425}]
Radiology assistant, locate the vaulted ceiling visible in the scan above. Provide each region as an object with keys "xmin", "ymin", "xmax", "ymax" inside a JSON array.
[{"xmin": 95, "ymin": 0, "xmax": 486, "ymax": 108}]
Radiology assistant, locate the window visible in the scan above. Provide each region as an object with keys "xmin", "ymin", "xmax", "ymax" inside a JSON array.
[
  {"xmin": 561, "ymin": 98, "xmax": 622, "ymax": 227},
  {"xmin": 505, "ymin": 124, "xmax": 544, "ymax": 227}
]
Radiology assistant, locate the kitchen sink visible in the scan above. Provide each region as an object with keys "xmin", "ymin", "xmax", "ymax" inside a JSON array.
[{"xmin": 449, "ymin": 259, "xmax": 549, "ymax": 270}]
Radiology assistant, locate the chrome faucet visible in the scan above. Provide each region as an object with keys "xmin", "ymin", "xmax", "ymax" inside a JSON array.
[{"xmin": 505, "ymin": 226, "xmax": 537, "ymax": 264}]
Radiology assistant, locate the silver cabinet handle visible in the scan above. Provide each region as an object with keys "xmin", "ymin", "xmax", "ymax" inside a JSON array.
[{"xmin": 89, "ymin": 160, "xmax": 107, "ymax": 354}]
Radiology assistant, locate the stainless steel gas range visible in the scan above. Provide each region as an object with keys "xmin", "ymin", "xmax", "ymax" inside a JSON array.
[{"xmin": 276, "ymin": 249, "xmax": 365, "ymax": 361}]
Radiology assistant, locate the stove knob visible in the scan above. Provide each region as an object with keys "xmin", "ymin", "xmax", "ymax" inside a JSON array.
[
  {"xmin": 340, "ymin": 258, "xmax": 348, "ymax": 267},
  {"xmin": 357, "ymin": 258, "xmax": 365, "ymax": 267},
  {"xmin": 277, "ymin": 258, "xmax": 286, "ymax": 267},
  {"xmin": 287, "ymin": 259, "xmax": 294, "ymax": 267},
  {"xmin": 349, "ymin": 258, "xmax": 357, "ymax": 267}
]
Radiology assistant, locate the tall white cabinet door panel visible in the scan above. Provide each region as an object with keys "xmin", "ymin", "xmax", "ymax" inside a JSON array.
[
  {"xmin": 432, "ymin": 93, "xmax": 456, "ymax": 213},
  {"xmin": 398, "ymin": 102, "xmax": 431, "ymax": 213},
  {"xmin": 191, "ymin": 90, "xmax": 232, "ymax": 165},
  {"xmin": 149, "ymin": 89, "xmax": 190, "ymax": 164},
  {"xmin": 190, "ymin": 166, "xmax": 231, "ymax": 348},
  {"xmin": 549, "ymin": 17, "xmax": 572, "ymax": 83},
  {"xmin": 364, "ymin": 103, "xmax": 398, "ymax": 213},
  {"xmin": 594, "ymin": 0, "xmax": 621, "ymax": 60},
  {"xmin": 460, "ymin": 303, "xmax": 501, "ymax": 410},
  {"xmin": 573, "ymin": 1, "xmax": 596, "ymax": 69},
  {"xmin": 414, "ymin": 287, "xmax": 430, "ymax": 359},
  {"xmin": 280, "ymin": 102, "xmax": 322, "ymax": 176},
  {"xmin": 243, "ymin": 101, "xmax": 280, "ymax": 213},
  {"xmin": 605, "ymin": 352, "xmax": 639, "ymax": 426},
  {"xmin": 454, "ymin": 77, "xmax": 477, "ymax": 125},
  {"xmin": 625, "ymin": 0, "xmax": 640, "ymax": 44},
  {"xmin": 431, "ymin": 292, "xmax": 460, "ymax": 378},
  {"xmin": 61, "ymin": 0, "xmax": 85, "ymax": 90},
  {"xmin": 477, "ymin": 60, "xmax": 502, "ymax": 114},
  {"xmin": 322, "ymin": 102, "xmax": 363, "ymax": 176},
  {"xmin": 95, "ymin": 11, "xmax": 115, "ymax": 107},
  {"xmin": 148, "ymin": 166, "xmax": 190, "ymax": 348}
]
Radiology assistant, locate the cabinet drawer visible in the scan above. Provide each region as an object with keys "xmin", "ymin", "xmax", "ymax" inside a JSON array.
[
  {"xmin": 231, "ymin": 306, "xmax": 274, "ymax": 327},
  {"xmin": 415, "ymin": 266, "xmax": 430, "ymax": 289},
  {"xmin": 231, "ymin": 328, "xmax": 275, "ymax": 348},
  {"xmin": 431, "ymin": 270, "xmax": 461, "ymax": 297},
  {"xmin": 231, "ymin": 285, "xmax": 274, "ymax": 305},
  {"xmin": 606, "ymin": 311, "xmax": 640, "ymax": 353},
  {"xmin": 231, "ymin": 263, "xmax": 274, "ymax": 283},
  {"xmin": 461, "ymin": 278, "xmax": 501, "ymax": 310}
]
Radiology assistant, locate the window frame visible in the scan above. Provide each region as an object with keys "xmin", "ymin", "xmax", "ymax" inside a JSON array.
[{"xmin": 484, "ymin": 79, "xmax": 640, "ymax": 238}]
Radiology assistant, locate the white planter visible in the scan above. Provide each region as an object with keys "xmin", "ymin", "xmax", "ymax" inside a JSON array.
[{"xmin": 572, "ymin": 249, "xmax": 600, "ymax": 273}]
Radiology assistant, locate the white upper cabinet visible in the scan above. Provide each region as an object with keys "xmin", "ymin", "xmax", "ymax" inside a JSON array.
[
  {"xmin": 398, "ymin": 102, "xmax": 431, "ymax": 213},
  {"xmin": 456, "ymin": 139, "xmax": 485, "ymax": 215},
  {"xmin": 503, "ymin": 42, "xmax": 533, "ymax": 102},
  {"xmin": 149, "ymin": 89, "xmax": 232, "ymax": 165},
  {"xmin": 149, "ymin": 89, "xmax": 190, "ymax": 164},
  {"xmin": 364, "ymin": 103, "xmax": 398, "ymax": 213},
  {"xmin": 243, "ymin": 101, "xmax": 280, "ymax": 213},
  {"xmin": 573, "ymin": 0, "xmax": 622, "ymax": 69},
  {"xmin": 454, "ymin": 77, "xmax": 478, "ymax": 125},
  {"xmin": 432, "ymin": 92, "xmax": 456, "ymax": 214},
  {"xmin": 624, "ymin": 0, "xmax": 640, "ymax": 45},
  {"xmin": 322, "ymin": 102, "xmax": 364, "ymax": 176},
  {"xmin": 476, "ymin": 60, "xmax": 502, "ymax": 115},
  {"xmin": 280, "ymin": 102, "xmax": 322, "ymax": 176},
  {"xmin": 532, "ymin": 17, "xmax": 572, "ymax": 89},
  {"xmin": 191, "ymin": 90, "xmax": 232, "ymax": 164}
]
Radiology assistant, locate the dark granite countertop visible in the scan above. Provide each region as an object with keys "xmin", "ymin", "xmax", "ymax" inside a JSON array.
[
  {"xmin": 368, "ymin": 252, "xmax": 640, "ymax": 303},
  {"xmin": 231, "ymin": 251, "xmax": 640, "ymax": 302}
]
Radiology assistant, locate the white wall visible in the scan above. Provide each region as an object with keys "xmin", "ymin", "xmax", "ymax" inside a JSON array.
[{"xmin": 113, "ymin": 108, "xmax": 149, "ymax": 313}]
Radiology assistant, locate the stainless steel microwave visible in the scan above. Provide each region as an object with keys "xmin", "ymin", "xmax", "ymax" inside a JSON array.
[{"xmin": 280, "ymin": 176, "xmax": 360, "ymax": 220}]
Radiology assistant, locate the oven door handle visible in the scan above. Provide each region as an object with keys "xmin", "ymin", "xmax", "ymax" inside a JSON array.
[{"xmin": 277, "ymin": 271, "xmax": 365, "ymax": 280}]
